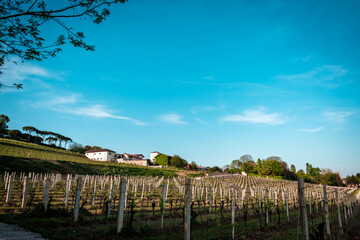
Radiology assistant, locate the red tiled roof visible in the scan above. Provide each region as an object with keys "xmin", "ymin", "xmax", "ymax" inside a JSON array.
[
  {"xmin": 123, "ymin": 153, "xmax": 144, "ymax": 157},
  {"xmin": 85, "ymin": 149, "xmax": 115, "ymax": 153},
  {"xmin": 151, "ymin": 151, "xmax": 160, "ymax": 153}
]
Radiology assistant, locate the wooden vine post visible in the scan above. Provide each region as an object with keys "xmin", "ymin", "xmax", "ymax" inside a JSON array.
[
  {"xmin": 117, "ymin": 178, "xmax": 127, "ymax": 234},
  {"xmin": 43, "ymin": 177, "xmax": 50, "ymax": 212},
  {"xmin": 5, "ymin": 174, "xmax": 14, "ymax": 203},
  {"xmin": 323, "ymin": 183, "xmax": 331, "ymax": 239},
  {"xmin": 21, "ymin": 176, "xmax": 30, "ymax": 211},
  {"xmin": 265, "ymin": 188, "xmax": 269, "ymax": 225},
  {"xmin": 65, "ymin": 174, "xmax": 71, "ymax": 210},
  {"xmin": 231, "ymin": 185, "xmax": 236, "ymax": 239},
  {"xmin": 107, "ymin": 179, "xmax": 114, "ymax": 218},
  {"xmin": 285, "ymin": 190, "xmax": 289, "ymax": 222},
  {"xmin": 74, "ymin": 177, "xmax": 82, "ymax": 222},
  {"xmin": 184, "ymin": 178, "xmax": 191, "ymax": 240},
  {"xmin": 161, "ymin": 183, "xmax": 166, "ymax": 228},
  {"xmin": 335, "ymin": 189, "xmax": 343, "ymax": 235},
  {"xmin": 298, "ymin": 178, "xmax": 309, "ymax": 240}
]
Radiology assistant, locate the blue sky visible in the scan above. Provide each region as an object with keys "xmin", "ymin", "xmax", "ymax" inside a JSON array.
[{"xmin": 1, "ymin": 0, "xmax": 360, "ymax": 177}]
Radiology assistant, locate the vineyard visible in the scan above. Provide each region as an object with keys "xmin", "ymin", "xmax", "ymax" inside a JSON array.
[
  {"xmin": 0, "ymin": 171, "xmax": 359, "ymax": 240},
  {"xmin": 0, "ymin": 138, "xmax": 177, "ymax": 177}
]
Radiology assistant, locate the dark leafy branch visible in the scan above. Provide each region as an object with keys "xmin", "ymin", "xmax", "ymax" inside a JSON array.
[{"xmin": 0, "ymin": 0, "xmax": 127, "ymax": 88}]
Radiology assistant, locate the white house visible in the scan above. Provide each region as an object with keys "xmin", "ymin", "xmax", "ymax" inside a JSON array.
[
  {"xmin": 117, "ymin": 153, "xmax": 149, "ymax": 166},
  {"xmin": 150, "ymin": 151, "xmax": 161, "ymax": 164},
  {"xmin": 85, "ymin": 149, "xmax": 116, "ymax": 162},
  {"xmin": 150, "ymin": 151, "xmax": 173, "ymax": 164}
]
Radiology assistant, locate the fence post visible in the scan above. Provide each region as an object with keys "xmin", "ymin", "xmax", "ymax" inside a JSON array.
[
  {"xmin": 161, "ymin": 183, "xmax": 166, "ymax": 228},
  {"xmin": 5, "ymin": 174, "xmax": 14, "ymax": 203},
  {"xmin": 21, "ymin": 176, "xmax": 30, "ymax": 211},
  {"xmin": 232, "ymin": 185, "xmax": 236, "ymax": 239},
  {"xmin": 74, "ymin": 176, "xmax": 82, "ymax": 222},
  {"xmin": 93, "ymin": 178, "xmax": 97, "ymax": 207},
  {"xmin": 43, "ymin": 177, "xmax": 50, "ymax": 212},
  {"xmin": 323, "ymin": 183, "xmax": 331, "ymax": 239},
  {"xmin": 285, "ymin": 190, "xmax": 289, "ymax": 222},
  {"xmin": 238, "ymin": 188, "xmax": 242, "ymax": 219},
  {"xmin": 107, "ymin": 180, "xmax": 114, "ymax": 218},
  {"xmin": 184, "ymin": 178, "xmax": 191, "ymax": 240},
  {"xmin": 335, "ymin": 189, "xmax": 343, "ymax": 235},
  {"xmin": 209, "ymin": 186, "xmax": 212, "ymax": 214},
  {"xmin": 298, "ymin": 178, "xmax": 309, "ymax": 240},
  {"xmin": 117, "ymin": 178, "xmax": 127, "ymax": 234},
  {"xmin": 265, "ymin": 188, "xmax": 269, "ymax": 225},
  {"xmin": 65, "ymin": 175, "xmax": 71, "ymax": 210}
]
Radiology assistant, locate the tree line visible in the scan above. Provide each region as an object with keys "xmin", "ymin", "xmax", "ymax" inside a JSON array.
[
  {"xmin": 1, "ymin": 114, "xmax": 72, "ymax": 149},
  {"xmin": 154, "ymin": 154, "xmax": 203, "ymax": 170},
  {"xmin": 223, "ymin": 154, "xmax": 357, "ymax": 187}
]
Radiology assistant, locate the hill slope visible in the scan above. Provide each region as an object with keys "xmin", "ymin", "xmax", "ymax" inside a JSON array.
[{"xmin": 0, "ymin": 138, "xmax": 176, "ymax": 177}]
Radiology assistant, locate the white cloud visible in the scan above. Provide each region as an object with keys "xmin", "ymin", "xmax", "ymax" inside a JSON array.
[
  {"xmin": 159, "ymin": 114, "xmax": 187, "ymax": 125},
  {"xmin": 298, "ymin": 127, "xmax": 323, "ymax": 133},
  {"xmin": 66, "ymin": 104, "xmax": 146, "ymax": 126},
  {"xmin": 276, "ymin": 65, "xmax": 349, "ymax": 88},
  {"xmin": 28, "ymin": 92, "xmax": 146, "ymax": 126},
  {"xmin": 0, "ymin": 58, "xmax": 65, "ymax": 93},
  {"xmin": 323, "ymin": 111, "xmax": 356, "ymax": 124},
  {"xmin": 195, "ymin": 118, "xmax": 208, "ymax": 125},
  {"xmin": 220, "ymin": 107, "xmax": 285, "ymax": 125}
]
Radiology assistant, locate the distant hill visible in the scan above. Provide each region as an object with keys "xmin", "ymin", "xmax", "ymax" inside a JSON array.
[{"xmin": 0, "ymin": 138, "xmax": 176, "ymax": 177}]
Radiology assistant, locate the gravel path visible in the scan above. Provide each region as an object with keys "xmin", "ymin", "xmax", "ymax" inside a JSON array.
[{"xmin": 0, "ymin": 222, "xmax": 46, "ymax": 240}]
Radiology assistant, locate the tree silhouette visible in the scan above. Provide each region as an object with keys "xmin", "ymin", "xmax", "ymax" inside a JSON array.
[
  {"xmin": 63, "ymin": 137, "xmax": 72, "ymax": 149},
  {"xmin": 45, "ymin": 136, "xmax": 57, "ymax": 145},
  {"xmin": 0, "ymin": 114, "xmax": 10, "ymax": 136},
  {"xmin": 22, "ymin": 126, "xmax": 37, "ymax": 141}
]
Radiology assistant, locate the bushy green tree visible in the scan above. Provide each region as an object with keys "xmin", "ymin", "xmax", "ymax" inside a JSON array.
[
  {"xmin": 208, "ymin": 166, "xmax": 223, "ymax": 172},
  {"xmin": 271, "ymin": 160, "xmax": 284, "ymax": 176},
  {"xmin": 257, "ymin": 158, "xmax": 263, "ymax": 174},
  {"xmin": 7, "ymin": 129, "xmax": 21, "ymax": 138},
  {"xmin": 290, "ymin": 164, "xmax": 296, "ymax": 173},
  {"xmin": 322, "ymin": 172, "xmax": 343, "ymax": 186},
  {"xmin": 190, "ymin": 161, "xmax": 197, "ymax": 170},
  {"xmin": 231, "ymin": 159, "xmax": 242, "ymax": 170},
  {"xmin": 90, "ymin": 146, "xmax": 102, "ymax": 150},
  {"xmin": 170, "ymin": 155, "xmax": 187, "ymax": 168},
  {"xmin": 0, "ymin": 114, "xmax": 10, "ymax": 136},
  {"xmin": 345, "ymin": 175, "xmax": 360, "ymax": 186},
  {"xmin": 296, "ymin": 169, "xmax": 311, "ymax": 182},
  {"xmin": 155, "ymin": 154, "xmax": 170, "ymax": 166},
  {"xmin": 69, "ymin": 142, "xmax": 86, "ymax": 154}
]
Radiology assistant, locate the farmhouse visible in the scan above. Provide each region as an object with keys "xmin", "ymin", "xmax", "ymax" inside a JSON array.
[
  {"xmin": 117, "ymin": 153, "xmax": 149, "ymax": 166},
  {"xmin": 150, "ymin": 151, "xmax": 172, "ymax": 164},
  {"xmin": 85, "ymin": 149, "xmax": 116, "ymax": 162}
]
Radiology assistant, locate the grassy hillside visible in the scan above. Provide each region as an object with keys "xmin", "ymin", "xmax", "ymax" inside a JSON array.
[{"xmin": 0, "ymin": 138, "xmax": 176, "ymax": 177}]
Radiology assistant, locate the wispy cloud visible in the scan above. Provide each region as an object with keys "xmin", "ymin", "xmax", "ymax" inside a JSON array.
[
  {"xmin": 191, "ymin": 103, "xmax": 226, "ymax": 114},
  {"xmin": 276, "ymin": 65, "xmax": 349, "ymax": 88},
  {"xmin": 1, "ymin": 59, "xmax": 65, "ymax": 93},
  {"xmin": 195, "ymin": 118, "xmax": 208, "ymax": 125},
  {"xmin": 220, "ymin": 107, "xmax": 286, "ymax": 125},
  {"xmin": 159, "ymin": 114, "xmax": 187, "ymax": 125},
  {"xmin": 28, "ymin": 92, "xmax": 146, "ymax": 126},
  {"xmin": 66, "ymin": 104, "xmax": 146, "ymax": 125},
  {"xmin": 298, "ymin": 127, "xmax": 323, "ymax": 133},
  {"xmin": 323, "ymin": 111, "xmax": 356, "ymax": 124}
]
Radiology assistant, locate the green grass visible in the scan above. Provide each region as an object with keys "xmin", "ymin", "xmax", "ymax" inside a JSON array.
[{"xmin": 0, "ymin": 138, "xmax": 177, "ymax": 177}]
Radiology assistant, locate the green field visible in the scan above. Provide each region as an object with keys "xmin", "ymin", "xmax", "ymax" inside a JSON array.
[{"xmin": 0, "ymin": 138, "xmax": 177, "ymax": 177}]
